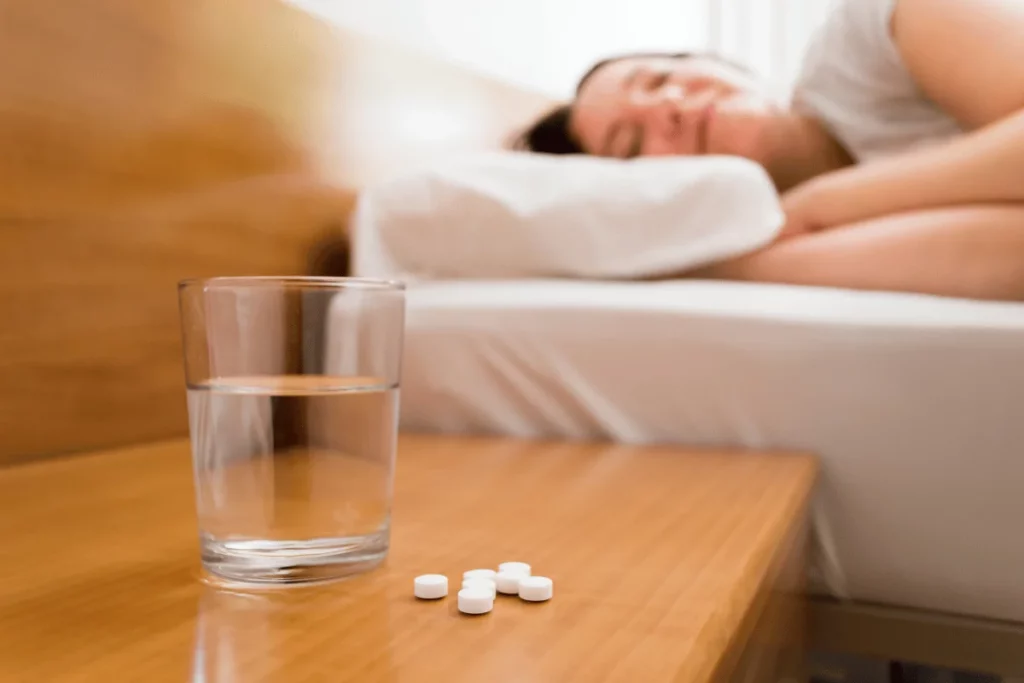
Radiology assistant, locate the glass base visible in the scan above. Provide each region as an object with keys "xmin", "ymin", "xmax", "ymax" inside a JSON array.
[{"xmin": 200, "ymin": 531, "xmax": 388, "ymax": 585}]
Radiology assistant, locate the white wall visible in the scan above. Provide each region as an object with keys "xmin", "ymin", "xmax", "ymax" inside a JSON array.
[
  {"xmin": 291, "ymin": 0, "xmax": 709, "ymax": 97},
  {"xmin": 710, "ymin": 0, "xmax": 838, "ymax": 88},
  {"xmin": 292, "ymin": 0, "xmax": 836, "ymax": 97}
]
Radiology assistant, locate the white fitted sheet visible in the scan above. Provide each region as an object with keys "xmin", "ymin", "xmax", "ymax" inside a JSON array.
[{"xmin": 392, "ymin": 279, "xmax": 1024, "ymax": 623}]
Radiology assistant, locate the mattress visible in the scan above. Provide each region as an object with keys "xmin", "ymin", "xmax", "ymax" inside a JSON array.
[{"xmin": 388, "ymin": 279, "xmax": 1024, "ymax": 624}]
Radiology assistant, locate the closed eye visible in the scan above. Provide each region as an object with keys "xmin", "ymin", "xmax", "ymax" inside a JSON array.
[
  {"xmin": 645, "ymin": 71, "xmax": 670, "ymax": 91},
  {"xmin": 605, "ymin": 120, "xmax": 644, "ymax": 159}
]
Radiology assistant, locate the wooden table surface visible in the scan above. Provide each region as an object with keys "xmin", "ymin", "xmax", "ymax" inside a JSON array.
[{"xmin": 0, "ymin": 435, "xmax": 816, "ymax": 683}]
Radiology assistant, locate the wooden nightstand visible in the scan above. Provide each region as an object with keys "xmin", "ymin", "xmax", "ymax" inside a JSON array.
[{"xmin": 0, "ymin": 434, "xmax": 816, "ymax": 682}]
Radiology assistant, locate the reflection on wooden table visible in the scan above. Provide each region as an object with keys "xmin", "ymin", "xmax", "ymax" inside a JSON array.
[{"xmin": 0, "ymin": 434, "xmax": 814, "ymax": 682}]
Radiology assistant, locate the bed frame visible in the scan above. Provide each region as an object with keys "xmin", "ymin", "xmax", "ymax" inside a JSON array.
[
  {"xmin": 811, "ymin": 598, "xmax": 1024, "ymax": 676},
  {"xmin": 2, "ymin": 0, "xmax": 1020, "ymax": 676}
]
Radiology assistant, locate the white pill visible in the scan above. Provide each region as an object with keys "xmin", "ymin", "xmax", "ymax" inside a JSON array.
[
  {"xmin": 458, "ymin": 588, "xmax": 494, "ymax": 615},
  {"xmin": 463, "ymin": 568, "xmax": 497, "ymax": 582},
  {"xmin": 518, "ymin": 576, "xmax": 553, "ymax": 602},
  {"xmin": 462, "ymin": 578, "xmax": 497, "ymax": 598},
  {"xmin": 413, "ymin": 574, "xmax": 448, "ymax": 600},
  {"xmin": 495, "ymin": 571, "xmax": 524, "ymax": 595},
  {"xmin": 498, "ymin": 562, "xmax": 531, "ymax": 576}
]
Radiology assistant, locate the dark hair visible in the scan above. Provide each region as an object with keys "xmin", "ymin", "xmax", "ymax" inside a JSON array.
[{"xmin": 513, "ymin": 52, "xmax": 694, "ymax": 155}]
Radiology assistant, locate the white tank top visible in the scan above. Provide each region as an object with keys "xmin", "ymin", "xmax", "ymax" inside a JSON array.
[{"xmin": 792, "ymin": 0, "xmax": 963, "ymax": 163}]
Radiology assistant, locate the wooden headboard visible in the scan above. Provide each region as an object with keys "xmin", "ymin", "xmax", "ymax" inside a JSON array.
[{"xmin": 0, "ymin": 0, "xmax": 554, "ymax": 464}]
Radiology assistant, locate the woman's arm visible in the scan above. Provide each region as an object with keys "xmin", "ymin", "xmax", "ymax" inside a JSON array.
[
  {"xmin": 781, "ymin": 111, "xmax": 1024, "ymax": 233},
  {"xmin": 698, "ymin": 205, "xmax": 1024, "ymax": 302},
  {"xmin": 779, "ymin": 0, "xmax": 1024, "ymax": 234},
  {"xmin": 896, "ymin": 0, "xmax": 1024, "ymax": 129}
]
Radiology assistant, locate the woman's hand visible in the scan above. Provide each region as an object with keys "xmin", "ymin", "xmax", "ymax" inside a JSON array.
[
  {"xmin": 781, "ymin": 106, "xmax": 1024, "ymax": 240},
  {"xmin": 778, "ymin": 166, "xmax": 877, "ymax": 238},
  {"xmin": 778, "ymin": 176, "xmax": 836, "ymax": 239}
]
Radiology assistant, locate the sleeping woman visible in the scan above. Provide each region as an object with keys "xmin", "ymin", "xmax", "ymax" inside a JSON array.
[{"xmin": 516, "ymin": 0, "xmax": 1024, "ymax": 301}]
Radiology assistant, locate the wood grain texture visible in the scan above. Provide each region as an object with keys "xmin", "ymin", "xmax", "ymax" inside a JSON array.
[
  {"xmin": 715, "ymin": 516, "xmax": 807, "ymax": 683},
  {"xmin": 0, "ymin": 0, "xmax": 553, "ymax": 463},
  {"xmin": 0, "ymin": 434, "xmax": 816, "ymax": 682}
]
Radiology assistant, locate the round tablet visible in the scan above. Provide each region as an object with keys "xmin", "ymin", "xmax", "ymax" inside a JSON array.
[
  {"xmin": 414, "ymin": 574, "xmax": 448, "ymax": 600},
  {"xmin": 463, "ymin": 568, "xmax": 497, "ymax": 582},
  {"xmin": 462, "ymin": 578, "xmax": 497, "ymax": 598},
  {"xmin": 518, "ymin": 576, "xmax": 553, "ymax": 602},
  {"xmin": 458, "ymin": 588, "xmax": 494, "ymax": 615},
  {"xmin": 494, "ymin": 571, "xmax": 524, "ymax": 595},
  {"xmin": 498, "ymin": 562, "xmax": 531, "ymax": 576}
]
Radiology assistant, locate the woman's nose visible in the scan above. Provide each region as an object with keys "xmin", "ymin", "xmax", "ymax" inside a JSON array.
[
  {"xmin": 628, "ymin": 85, "xmax": 684, "ymax": 131},
  {"xmin": 661, "ymin": 84, "xmax": 687, "ymax": 103},
  {"xmin": 631, "ymin": 83, "xmax": 685, "ymax": 109}
]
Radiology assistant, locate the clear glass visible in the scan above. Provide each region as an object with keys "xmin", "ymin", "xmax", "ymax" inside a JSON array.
[{"xmin": 178, "ymin": 276, "xmax": 406, "ymax": 585}]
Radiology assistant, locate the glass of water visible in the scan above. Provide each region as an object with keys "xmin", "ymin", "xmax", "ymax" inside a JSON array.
[{"xmin": 178, "ymin": 276, "xmax": 405, "ymax": 585}]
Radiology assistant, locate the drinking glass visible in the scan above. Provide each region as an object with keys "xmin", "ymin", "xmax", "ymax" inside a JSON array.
[{"xmin": 178, "ymin": 276, "xmax": 405, "ymax": 584}]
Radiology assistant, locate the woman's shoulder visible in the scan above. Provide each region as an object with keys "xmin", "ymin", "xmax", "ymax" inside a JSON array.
[
  {"xmin": 796, "ymin": 0, "xmax": 904, "ymax": 99},
  {"xmin": 792, "ymin": 0, "xmax": 963, "ymax": 163},
  {"xmin": 889, "ymin": 0, "xmax": 1024, "ymax": 129}
]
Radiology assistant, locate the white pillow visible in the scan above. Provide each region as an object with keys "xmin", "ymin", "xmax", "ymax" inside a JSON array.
[{"xmin": 351, "ymin": 151, "xmax": 783, "ymax": 280}]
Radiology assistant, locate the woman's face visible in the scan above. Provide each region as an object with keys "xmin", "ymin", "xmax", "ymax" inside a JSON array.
[{"xmin": 571, "ymin": 56, "xmax": 784, "ymax": 163}]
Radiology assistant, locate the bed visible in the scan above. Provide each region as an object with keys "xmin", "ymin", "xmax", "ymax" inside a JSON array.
[
  {"xmin": 16, "ymin": 0, "xmax": 1020, "ymax": 672},
  {"xmin": 384, "ymin": 278, "xmax": 1024, "ymax": 674}
]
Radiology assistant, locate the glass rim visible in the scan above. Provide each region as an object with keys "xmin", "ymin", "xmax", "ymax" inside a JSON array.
[{"xmin": 178, "ymin": 275, "xmax": 405, "ymax": 291}]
